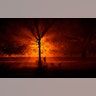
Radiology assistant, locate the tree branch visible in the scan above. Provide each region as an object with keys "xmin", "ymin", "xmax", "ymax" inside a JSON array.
[
  {"xmin": 25, "ymin": 20, "xmax": 38, "ymax": 39},
  {"xmin": 33, "ymin": 19, "xmax": 40, "ymax": 38},
  {"xmin": 41, "ymin": 20, "xmax": 56, "ymax": 38}
]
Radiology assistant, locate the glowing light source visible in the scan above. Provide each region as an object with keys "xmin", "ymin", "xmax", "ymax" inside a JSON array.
[{"xmin": 28, "ymin": 37, "xmax": 53, "ymax": 57}]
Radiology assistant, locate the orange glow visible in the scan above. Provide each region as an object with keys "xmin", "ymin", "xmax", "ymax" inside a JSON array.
[{"xmin": 28, "ymin": 36, "xmax": 54, "ymax": 57}]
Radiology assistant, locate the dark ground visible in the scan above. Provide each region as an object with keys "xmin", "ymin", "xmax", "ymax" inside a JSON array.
[
  {"xmin": 0, "ymin": 57, "xmax": 96, "ymax": 78},
  {"xmin": 0, "ymin": 64, "xmax": 96, "ymax": 78},
  {"xmin": 0, "ymin": 68, "xmax": 96, "ymax": 78}
]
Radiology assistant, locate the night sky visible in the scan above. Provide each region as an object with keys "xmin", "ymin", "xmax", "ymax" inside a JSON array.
[{"xmin": 0, "ymin": 18, "xmax": 96, "ymax": 57}]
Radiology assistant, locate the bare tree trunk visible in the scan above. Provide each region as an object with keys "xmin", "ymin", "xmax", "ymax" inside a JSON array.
[{"xmin": 38, "ymin": 38, "xmax": 42, "ymax": 69}]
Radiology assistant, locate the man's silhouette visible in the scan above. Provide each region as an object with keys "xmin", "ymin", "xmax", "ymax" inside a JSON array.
[{"xmin": 43, "ymin": 57, "xmax": 46, "ymax": 64}]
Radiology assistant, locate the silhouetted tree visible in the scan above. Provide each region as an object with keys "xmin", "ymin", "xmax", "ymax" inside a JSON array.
[
  {"xmin": 80, "ymin": 19, "xmax": 96, "ymax": 60},
  {"xmin": 25, "ymin": 19, "xmax": 56, "ymax": 69}
]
